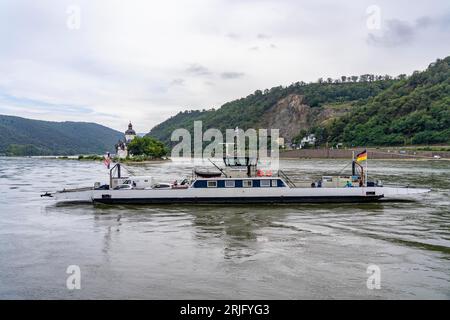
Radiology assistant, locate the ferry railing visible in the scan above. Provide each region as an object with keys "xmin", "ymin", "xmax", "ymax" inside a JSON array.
[{"xmin": 278, "ymin": 170, "xmax": 297, "ymax": 188}]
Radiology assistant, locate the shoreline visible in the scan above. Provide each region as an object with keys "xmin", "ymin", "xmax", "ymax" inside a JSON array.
[
  {"xmin": 279, "ymin": 157, "xmax": 449, "ymax": 161},
  {"xmin": 280, "ymin": 148, "xmax": 450, "ymax": 160},
  {"xmin": 1, "ymin": 156, "xmax": 447, "ymax": 162},
  {"xmin": 3, "ymin": 155, "xmax": 171, "ymax": 164}
]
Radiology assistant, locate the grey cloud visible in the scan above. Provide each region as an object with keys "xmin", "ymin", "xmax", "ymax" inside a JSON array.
[
  {"xmin": 171, "ymin": 78, "xmax": 185, "ymax": 86},
  {"xmin": 226, "ymin": 32, "xmax": 240, "ymax": 39},
  {"xmin": 220, "ymin": 72, "xmax": 245, "ymax": 79},
  {"xmin": 257, "ymin": 33, "xmax": 270, "ymax": 39},
  {"xmin": 367, "ymin": 19, "xmax": 416, "ymax": 47},
  {"xmin": 416, "ymin": 13, "xmax": 450, "ymax": 29},
  {"xmin": 415, "ymin": 16, "xmax": 433, "ymax": 28},
  {"xmin": 367, "ymin": 14, "xmax": 450, "ymax": 47},
  {"xmin": 0, "ymin": 92, "xmax": 94, "ymax": 115},
  {"xmin": 249, "ymin": 46, "xmax": 259, "ymax": 51},
  {"xmin": 186, "ymin": 64, "xmax": 211, "ymax": 76}
]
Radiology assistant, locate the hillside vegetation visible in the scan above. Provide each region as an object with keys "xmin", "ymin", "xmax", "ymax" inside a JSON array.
[
  {"xmin": 148, "ymin": 56, "xmax": 450, "ymax": 148},
  {"xmin": 322, "ymin": 57, "xmax": 450, "ymax": 146},
  {"xmin": 0, "ymin": 115, "xmax": 123, "ymax": 156}
]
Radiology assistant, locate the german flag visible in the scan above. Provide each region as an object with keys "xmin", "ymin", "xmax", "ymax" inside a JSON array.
[{"xmin": 356, "ymin": 149, "xmax": 367, "ymax": 162}]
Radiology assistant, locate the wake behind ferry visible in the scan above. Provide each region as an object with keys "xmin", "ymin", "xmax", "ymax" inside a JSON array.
[{"xmin": 42, "ymin": 153, "xmax": 430, "ymax": 204}]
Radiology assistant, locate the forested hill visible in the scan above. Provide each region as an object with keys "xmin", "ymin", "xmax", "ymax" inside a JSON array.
[
  {"xmin": 323, "ymin": 56, "xmax": 450, "ymax": 146},
  {"xmin": 148, "ymin": 56, "xmax": 449, "ymax": 147},
  {"xmin": 148, "ymin": 76, "xmax": 396, "ymax": 145},
  {"xmin": 0, "ymin": 115, "xmax": 123, "ymax": 156}
]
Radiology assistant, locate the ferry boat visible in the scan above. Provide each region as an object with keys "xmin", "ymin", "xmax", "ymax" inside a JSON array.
[{"xmin": 42, "ymin": 156, "xmax": 430, "ymax": 204}]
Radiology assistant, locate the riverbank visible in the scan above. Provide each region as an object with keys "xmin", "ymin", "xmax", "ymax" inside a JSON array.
[
  {"xmin": 36, "ymin": 155, "xmax": 170, "ymax": 164},
  {"xmin": 280, "ymin": 148, "xmax": 450, "ymax": 160}
]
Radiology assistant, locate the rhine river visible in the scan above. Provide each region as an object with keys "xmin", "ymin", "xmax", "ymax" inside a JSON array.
[{"xmin": 0, "ymin": 157, "xmax": 449, "ymax": 299}]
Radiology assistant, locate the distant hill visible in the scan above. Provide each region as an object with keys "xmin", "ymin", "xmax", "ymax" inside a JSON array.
[
  {"xmin": 148, "ymin": 78, "xmax": 396, "ymax": 146},
  {"xmin": 0, "ymin": 115, "xmax": 123, "ymax": 156},
  {"xmin": 147, "ymin": 56, "xmax": 450, "ymax": 147}
]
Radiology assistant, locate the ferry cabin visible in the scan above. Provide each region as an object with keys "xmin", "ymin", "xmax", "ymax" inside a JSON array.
[{"xmin": 191, "ymin": 178, "xmax": 286, "ymax": 188}]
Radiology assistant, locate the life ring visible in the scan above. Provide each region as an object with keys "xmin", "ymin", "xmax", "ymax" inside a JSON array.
[
  {"xmin": 265, "ymin": 170, "xmax": 273, "ymax": 177},
  {"xmin": 256, "ymin": 169, "xmax": 264, "ymax": 177}
]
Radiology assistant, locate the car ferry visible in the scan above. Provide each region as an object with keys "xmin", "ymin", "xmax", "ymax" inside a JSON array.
[{"xmin": 42, "ymin": 155, "xmax": 430, "ymax": 204}]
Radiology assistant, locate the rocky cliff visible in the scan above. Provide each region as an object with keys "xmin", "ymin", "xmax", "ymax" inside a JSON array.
[{"xmin": 260, "ymin": 94, "xmax": 351, "ymax": 142}]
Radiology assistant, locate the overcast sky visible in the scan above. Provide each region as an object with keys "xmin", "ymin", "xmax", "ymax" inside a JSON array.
[{"xmin": 0, "ymin": 0, "xmax": 449, "ymax": 132}]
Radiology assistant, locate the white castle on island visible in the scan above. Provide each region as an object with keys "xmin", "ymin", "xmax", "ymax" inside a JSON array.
[{"xmin": 115, "ymin": 122, "xmax": 137, "ymax": 158}]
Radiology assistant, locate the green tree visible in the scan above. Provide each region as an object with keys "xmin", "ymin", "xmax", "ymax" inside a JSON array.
[{"xmin": 127, "ymin": 136, "xmax": 168, "ymax": 158}]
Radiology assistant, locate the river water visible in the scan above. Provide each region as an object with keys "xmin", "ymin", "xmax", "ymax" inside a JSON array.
[{"xmin": 0, "ymin": 157, "xmax": 449, "ymax": 299}]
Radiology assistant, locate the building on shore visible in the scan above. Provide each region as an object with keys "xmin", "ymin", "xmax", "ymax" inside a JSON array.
[
  {"xmin": 300, "ymin": 134, "xmax": 316, "ymax": 148},
  {"xmin": 115, "ymin": 122, "xmax": 137, "ymax": 158}
]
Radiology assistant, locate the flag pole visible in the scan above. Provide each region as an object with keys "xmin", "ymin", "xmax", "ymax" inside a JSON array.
[
  {"xmin": 365, "ymin": 148, "xmax": 368, "ymax": 187},
  {"xmin": 352, "ymin": 150, "xmax": 355, "ymax": 176}
]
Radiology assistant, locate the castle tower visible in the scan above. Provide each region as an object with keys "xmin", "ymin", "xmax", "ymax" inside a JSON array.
[
  {"xmin": 116, "ymin": 122, "xmax": 137, "ymax": 158},
  {"xmin": 125, "ymin": 122, "xmax": 136, "ymax": 143}
]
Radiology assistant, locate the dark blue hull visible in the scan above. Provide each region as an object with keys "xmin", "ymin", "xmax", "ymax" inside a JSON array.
[{"xmin": 93, "ymin": 195, "xmax": 384, "ymax": 205}]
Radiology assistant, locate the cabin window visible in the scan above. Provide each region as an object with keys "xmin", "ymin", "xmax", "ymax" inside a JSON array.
[
  {"xmin": 271, "ymin": 179, "xmax": 278, "ymax": 187},
  {"xmin": 225, "ymin": 180, "xmax": 235, "ymax": 188},
  {"xmin": 243, "ymin": 180, "xmax": 252, "ymax": 188},
  {"xmin": 207, "ymin": 181, "xmax": 217, "ymax": 188},
  {"xmin": 260, "ymin": 180, "xmax": 270, "ymax": 187}
]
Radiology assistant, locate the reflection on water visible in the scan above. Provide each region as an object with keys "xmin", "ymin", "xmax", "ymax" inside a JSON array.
[{"xmin": 0, "ymin": 157, "xmax": 449, "ymax": 299}]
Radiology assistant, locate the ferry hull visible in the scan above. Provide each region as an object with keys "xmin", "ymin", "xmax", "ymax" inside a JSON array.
[
  {"xmin": 49, "ymin": 186, "xmax": 429, "ymax": 205},
  {"xmin": 52, "ymin": 188, "xmax": 93, "ymax": 203},
  {"xmin": 89, "ymin": 186, "xmax": 424, "ymax": 205},
  {"xmin": 92, "ymin": 195, "xmax": 384, "ymax": 204}
]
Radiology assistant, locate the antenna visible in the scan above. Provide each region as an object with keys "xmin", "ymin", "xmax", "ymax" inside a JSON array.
[{"xmin": 208, "ymin": 158, "xmax": 226, "ymax": 177}]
